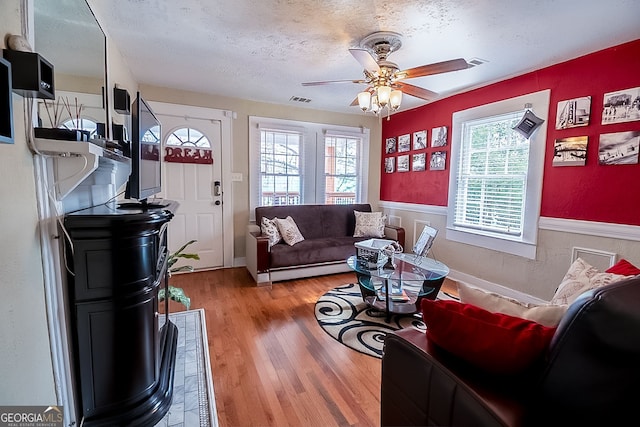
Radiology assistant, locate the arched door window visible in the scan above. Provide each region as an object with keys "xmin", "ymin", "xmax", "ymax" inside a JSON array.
[
  {"xmin": 60, "ymin": 118, "xmax": 98, "ymax": 138},
  {"xmin": 166, "ymin": 127, "xmax": 211, "ymax": 148},
  {"xmin": 165, "ymin": 127, "xmax": 213, "ymax": 164}
]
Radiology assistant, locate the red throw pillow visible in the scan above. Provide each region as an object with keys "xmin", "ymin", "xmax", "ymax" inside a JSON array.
[
  {"xmin": 606, "ymin": 259, "xmax": 640, "ymax": 276},
  {"xmin": 421, "ymin": 299, "xmax": 556, "ymax": 375}
]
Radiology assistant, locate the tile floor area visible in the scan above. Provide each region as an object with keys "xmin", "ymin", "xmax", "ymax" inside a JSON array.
[{"xmin": 156, "ymin": 309, "xmax": 218, "ymax": 427}]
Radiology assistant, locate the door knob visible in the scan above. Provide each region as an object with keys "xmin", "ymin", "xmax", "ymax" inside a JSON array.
[{"xmin": 215, "ymin": 200, "xmax": 221, "ymax": 205}]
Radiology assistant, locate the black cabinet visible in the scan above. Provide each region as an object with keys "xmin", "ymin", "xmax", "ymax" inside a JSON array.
[{"xmin": 64, "ymin": 201, "xmax": 179, "ymax": 426}]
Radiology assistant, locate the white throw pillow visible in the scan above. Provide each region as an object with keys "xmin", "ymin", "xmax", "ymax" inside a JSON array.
[
  {"xmin": 274, "ymin": 216, "xmax": 305, "ymax": 246},
  {"xmin": 260, "ymin": 217, "xmax": 281, "ymax": 248},
  {"xmin": 458, "ymin": 282, "xmax": 567, "ymax": 327},
  {"xmin": 550, "ymin": 258, "xmax": 630, "ymax": 306},
  {"xmin": 353, "ymin": 211, "xmax": 387, "ymax": 238}
]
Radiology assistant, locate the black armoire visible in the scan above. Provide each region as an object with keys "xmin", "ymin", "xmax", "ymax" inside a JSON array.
[{"xmin": 63, "ymin": 201, "xmax": 179, "ymax": 426}]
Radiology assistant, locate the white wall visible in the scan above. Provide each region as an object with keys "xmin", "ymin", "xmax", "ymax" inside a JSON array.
[{"xmin": 0, "ymin": 0, "xmax": 56, "ymax": 404}]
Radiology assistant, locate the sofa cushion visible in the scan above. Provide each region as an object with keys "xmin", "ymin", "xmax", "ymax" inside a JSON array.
[
  {"xmin": 421, "ymin": 299, "xmax": 556, "ymax": 375},
  {"xmin": 606, "ymin": 258, "xmax": 640, "ymax": 276},
  {"xmin": 260, "ymin": 217, "xmax": 282, "ymax": 248},
  {"xmin": 457, "ymin": 282, "xmax": 567, "ymax": 327},
  {"xmin": 256, "ymin": 204, "xmax": 372, "ymax": 240},
  {"xmin": 269, "ymin": 236, "xmax": 367, "ymax": 268},
  {"xmin": 274, "ymin": 216, "xmax": 305, "ymax": 246},
  {"xmin": 353, "ymin": 210, "xmax": 386, "ymax": 238},
  {"xmin": 551, "ymin": 258, "xmax": 630, "ymax": 305}
]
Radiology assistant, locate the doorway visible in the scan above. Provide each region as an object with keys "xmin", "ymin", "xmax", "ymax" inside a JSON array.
[{"xmin": 149, "ymin": 102, "xmax": 234, "ymax": 269}]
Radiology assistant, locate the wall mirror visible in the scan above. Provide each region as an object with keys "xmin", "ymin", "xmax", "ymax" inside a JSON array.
[{"xmin": 34, "ymin": 0, "xmax": 108, "ymax": 137}]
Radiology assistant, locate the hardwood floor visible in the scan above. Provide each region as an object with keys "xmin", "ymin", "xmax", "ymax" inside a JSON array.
[{"xmin": 169, "ymin": 268, "xmax": 458, "ymax": 427}]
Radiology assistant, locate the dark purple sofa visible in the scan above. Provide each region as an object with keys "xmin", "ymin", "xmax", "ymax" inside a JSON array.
[{"xmin": 245, "ymin": 203, "xmax": 405, "ymax": 285}]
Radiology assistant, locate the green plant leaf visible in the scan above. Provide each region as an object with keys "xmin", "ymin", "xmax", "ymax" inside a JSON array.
[
  {"xmin": 159, "ymin": 286, "xmax": 191, "ymax": 310},
  {"xmin": 162, "ymin": 240, "xmax": 197, "ymax": 309}
]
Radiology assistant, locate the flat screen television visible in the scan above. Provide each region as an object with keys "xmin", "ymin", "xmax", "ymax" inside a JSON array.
[{"xmin": 124, "ymin": 92, "xmax": 162, "ymax": 205}]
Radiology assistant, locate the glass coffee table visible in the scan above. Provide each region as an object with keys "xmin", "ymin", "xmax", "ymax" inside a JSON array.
[{"xmin": 347, "ymin": 253, "xmax": 449, "ymax": 322}]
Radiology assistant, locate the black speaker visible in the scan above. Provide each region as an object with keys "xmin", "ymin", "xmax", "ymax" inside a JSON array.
[{"xmin": 113, "ymin": 87, "xmax": 130, "ymax": 115}]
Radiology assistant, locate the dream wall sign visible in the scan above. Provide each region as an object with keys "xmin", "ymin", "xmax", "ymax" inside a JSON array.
[{"xmin": 164, "ymin": 146, "xmax": 213, "ymax": 164}]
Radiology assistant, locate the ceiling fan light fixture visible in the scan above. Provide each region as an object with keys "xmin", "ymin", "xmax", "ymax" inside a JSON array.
[
  {"xmin": 370, "ymin": 94, "xmax": 380, "ymax": 113},
  {"xmin": 390, "ymin": 89, "xmax": 402, "ymax": 110},
  {"xmin": 377, "ymin": 85, "xmax": 391, "ymax": 107},
  {"xmin": 357, "ymin": 91, "xmax": 371, "ymax": 111}
]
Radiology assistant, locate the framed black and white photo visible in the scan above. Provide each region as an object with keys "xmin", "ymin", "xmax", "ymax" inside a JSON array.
[
  {"xmin": 430, "ymin": 151, "xmax": 446, "ymax": 170},
  {"xmin": 398, "ymin": 133, "xmax": 410, "ymax": 152},
  {"xmin": 412, "ymin": 153, "xmax": 426, "ymax": 171},
  {"xmin": 556, "ymin": 96, "xmax": 591, "ymax": 129},
  {"xmin": 397, "ymin": 154, "xmax": 410, "ymax": 172},
  {"xmin": 431, "ymin": 126, "xmax": 447, "ymax": 147},
  {"xmin": 598, "ymin": 131, "xmax": 640, "ymax": 165},
  {"xmin": 385, "ymin": 137, "xmax": 397, "ymax": 154},
  {"xmin": 553, "ymin": 136, "xmax": 588, "ymax": 166},
  {"xmin": 602, "ymin": 87, "xmax": 640, "ymax": 124},
  {"xmin": 413, "ymin": 130, "xmax": 427, "ymax": 150},
  {"xmin": 384, "ymin": 157, "xmax": 395, "ymax": 173}
]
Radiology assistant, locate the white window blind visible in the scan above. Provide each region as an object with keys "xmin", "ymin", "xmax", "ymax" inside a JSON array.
[{"xmin": 454, "ymin": 111, "xmax": 529, "ymax": 236}]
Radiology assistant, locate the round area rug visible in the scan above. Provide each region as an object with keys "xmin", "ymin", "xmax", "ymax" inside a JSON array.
[{"xmin": 314, "ymin": 283, "xmax": 426, "ymax": 358}]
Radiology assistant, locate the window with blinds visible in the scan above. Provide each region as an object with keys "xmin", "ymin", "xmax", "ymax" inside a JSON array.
[
  {"xmin": 453, "ymin": 112, "xmax": 529, "ymax": 236},
  {"xmin": 260, "ymin": 129, "xmax": 302, "ymax": 206}
]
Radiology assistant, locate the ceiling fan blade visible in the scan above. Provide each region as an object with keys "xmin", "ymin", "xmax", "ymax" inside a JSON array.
[
  {"xmin": 302, "ymin": 79, "xmax": 367, "ymax": 86},
  {"xmin": 393, "ymin": 82, "xmax": 439, "ymax": 101},
  {"xmin": 396, "ymin": 58, "xmax": 469, "ymax": 79},
  {"xmin": 349, "ymin": 48, "xmax": 381, "ymax": 74}
]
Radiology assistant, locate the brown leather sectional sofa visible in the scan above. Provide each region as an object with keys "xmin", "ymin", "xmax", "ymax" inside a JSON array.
[{"xmin": 380, "ymin": 275, "xmax": 640, "ymax": 426}]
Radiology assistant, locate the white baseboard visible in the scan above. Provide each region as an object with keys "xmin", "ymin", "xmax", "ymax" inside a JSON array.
[{"xmin": 447, "ymin": 268, "xmax": 549, "ymax": 305}]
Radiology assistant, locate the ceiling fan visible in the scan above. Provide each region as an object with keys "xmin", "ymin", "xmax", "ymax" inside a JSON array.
[{"xmin": 302, "ymin": 31, "xmax": 469, "ymax": 114}]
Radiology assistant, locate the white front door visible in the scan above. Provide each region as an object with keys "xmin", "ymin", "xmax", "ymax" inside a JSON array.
[{"xmin": 151, "ymin": 102, "xmax": 224, "ymax": 270}]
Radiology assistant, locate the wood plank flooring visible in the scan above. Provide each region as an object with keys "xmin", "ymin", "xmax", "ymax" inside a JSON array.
[{"xmin": 168, "ymin": 267, "xmax": 458, "ymax": 427}]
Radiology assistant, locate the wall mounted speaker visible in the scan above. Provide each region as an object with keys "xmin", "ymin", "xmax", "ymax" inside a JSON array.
[
  {"xmin": 512, "ymin": 109, "xmax": 544, "ymax": 139},
  {"xmin": 113, "ymin": 87, "xmax": 130, "ymax": 115}
]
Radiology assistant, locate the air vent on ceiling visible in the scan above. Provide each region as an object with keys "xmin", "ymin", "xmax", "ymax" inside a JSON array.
[
  {"xmin": 290, "ymin": 96, "xmax": 312, "ymax": 103},
  {"xmin": 467, "ymin": 57, "xmax": 488, "ymax": 67}
]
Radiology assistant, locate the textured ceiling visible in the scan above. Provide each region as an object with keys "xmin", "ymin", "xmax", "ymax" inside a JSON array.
[{"xmin": 85, "ymin": 0, "xmax": 640, "ymax": 115}]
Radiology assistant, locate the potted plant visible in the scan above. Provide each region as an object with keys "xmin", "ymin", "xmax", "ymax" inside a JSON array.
[{"xmin": 159, "ymin": 239, "xmax": 200, "ymax": 310}]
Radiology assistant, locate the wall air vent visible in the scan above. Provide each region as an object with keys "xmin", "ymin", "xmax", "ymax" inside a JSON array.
[{"xmin": 290, "ymin": 96, "xmax": 312, "ymax": 103}]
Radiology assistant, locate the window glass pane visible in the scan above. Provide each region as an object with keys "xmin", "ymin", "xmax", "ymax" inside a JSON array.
[
  {"xmin": 455, "ymin": 112, "xmax": 528, "ymax": 236},
  {"xmin": 166, "ymin": 127, "xmax": 211, "ymax": 147},
  {"xmin": 324, "ymin": 135, "xmax": 359, "ymax": 204},
  {"xmin": 260, "ymin": 130, "xmax": 302, "ymax": 206},
  {"xmin": 60, "ymin": 118, "xmax": 98, "ymax": 138}
]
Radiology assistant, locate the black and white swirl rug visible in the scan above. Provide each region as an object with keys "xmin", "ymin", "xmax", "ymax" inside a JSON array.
[{"xmin": 315, "ymin": 283, "xmax": 455, "ymax": 358}]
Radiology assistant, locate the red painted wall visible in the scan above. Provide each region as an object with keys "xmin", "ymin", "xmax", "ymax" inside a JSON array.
[{"xmin": 381, "ymin": 39, "xmax": 640, "ymax": 225}]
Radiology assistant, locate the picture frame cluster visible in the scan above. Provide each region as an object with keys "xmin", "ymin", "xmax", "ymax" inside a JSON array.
[
  {"xmin": 384, "ymin": 126, "xmax": 448, "ymax": 173},
  {"xmin": 553, "ymin": 86, "xmax": 640, "ymax": 167}
]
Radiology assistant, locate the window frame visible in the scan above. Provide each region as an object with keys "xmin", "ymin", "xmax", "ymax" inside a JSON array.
[
  {"xmin": 249, "ymin": 116, "xmax": 370, "ymax": 221},
  {"xmin": 446, "ymin": 90, "xmax": 550, "ymax": 259}
]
